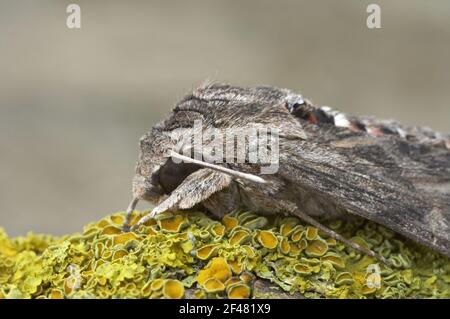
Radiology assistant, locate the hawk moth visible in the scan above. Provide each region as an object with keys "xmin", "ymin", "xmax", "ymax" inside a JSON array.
[{"xmin": 124, "ymin": 83, "xmax": 450, "ymax": 262}]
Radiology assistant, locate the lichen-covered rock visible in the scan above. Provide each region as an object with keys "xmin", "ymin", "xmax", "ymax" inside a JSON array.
[{"xmin": 0, "ymin": 210, "xmax": 449, "ymax": 299}]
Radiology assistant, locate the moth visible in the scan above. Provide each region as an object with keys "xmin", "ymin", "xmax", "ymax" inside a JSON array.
[{"xmin": 124, "ymin": 83, "xmax": 450, "ymax": 263}]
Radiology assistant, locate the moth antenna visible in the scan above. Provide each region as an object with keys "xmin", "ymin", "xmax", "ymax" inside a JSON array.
[
  {"xmin": 282, "ymin": 202, "xmax": 391, "ymax": 266},
  {"xmin": 168, "ymin": 150, "xmax": 268, "ymax": 184},
  {"xmin": 123, "ymin": 197, "xmax": 139, "ymax": 231}
]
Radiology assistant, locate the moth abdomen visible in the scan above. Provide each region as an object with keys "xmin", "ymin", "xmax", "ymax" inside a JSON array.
[{"xmin": 285, "ymin": 98, "xmax": 450, "ymax": 150}]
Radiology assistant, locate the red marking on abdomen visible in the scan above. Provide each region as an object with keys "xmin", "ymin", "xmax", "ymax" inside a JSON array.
[{"xmin": 308, "ymin": 114, "xmax": 318, "ymax": 124}]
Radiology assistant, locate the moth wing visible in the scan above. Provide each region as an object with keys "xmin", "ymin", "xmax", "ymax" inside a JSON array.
[{"xmin": 277, "ymin": 134, "xmax": 450, "ymax": 257}]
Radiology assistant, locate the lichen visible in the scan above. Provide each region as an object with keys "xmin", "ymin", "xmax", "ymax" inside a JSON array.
[{"xmin": 0, "ymin": 210, "xmax": 448, "ymax": 299}]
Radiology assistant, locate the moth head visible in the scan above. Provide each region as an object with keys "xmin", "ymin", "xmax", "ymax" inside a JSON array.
[
  {"xmin": 132, "ymin": 126, "xmax": 202, "ymax": 204},
  {"xmin": 131, "ymin": 83, "xmax": 305, "ymax": 205}
]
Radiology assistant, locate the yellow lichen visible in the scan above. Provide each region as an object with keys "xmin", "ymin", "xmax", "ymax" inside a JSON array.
[
  {"xmin": 305, "ymin": 227, "xmax": 318, "ymax": 241},
  {"xmin": 229, "ymin": 229, "xmax": 250, "ymax": 246},
  {"xmin": 225, "ymin": 277, "xmax": 240, "ymax": 288},
  {"xmin": 288, "ymin": 242, "xmax": 302, "ymax": 257},
  {"xmin": 49, "ymin": 289, "xmax": 64, "ymax": 299},
  {"xmin": 210, "ymin": 223, "xmax": 225, "ymax": 238},
  {"xmin": 227, "ymin": 283, "xmax": 251, "ymax": 299},
  {"xmin": 257, "ymin": 231, "xmax": 278, "ymax": 249},
  {"xmin": 239, "ymin": 272, "xmax": 254, "ymax": 284},
  {"xmin": 150, "ymin": 279, "xmax": 165, "ymax": 291},
  {"xmin": 305, "ymin": 239, "xmax": 329, "ymax": 257},
  {"xmin": 112, "ymin": 249, "xmax": 128, "ymax": 261},
  {"xmin": 101, "ymin": 226, "xmax": 122, "ymax": 236},
  {"xmin": 158, "ymin": 214, "xmax": 186, "ymax": 233},
  {"xmin": 291, "ymin": 229, "xmax": 304, "ymax": 242},
  {"xmin": 294, "ymin": 263, "xmax": 313, "ymax": 275},
  {"xmin": 279, "ymin": 224, "xmax": 292, "ymax": 237},
  {"xmin": 242, "ymin": 217, "xmax": 268, "ymax": 230},
  {"xmin": 229, "ymin": 260, "xmax": 244, "ymax": 274},
  {"xmin": 326, "ymin": 238, "xmax": 337, "ymax": 246},
  {"xmin": 196, "ymin": 244, "xmax": 221, "ymax": 260},
  {"xmin": 222, "ymin": 215, "xmax": 238, "ymax": 232},
  {"xmin": 162, "ymin": 279, "xmax": 185, "ymax": 299},
  {"xmin": 141, "ymin": 281, "xmax": 152, "ymax": 297},
  {"xmin": 203, "ymin": 278, "xmax": 225, "ymax": 292},
  {"xmin": 279, "ymin": 238, "xmax": 291, "ymax": 255},
  {"xmin": 335, "ymin": 272, "xmax": 354, "ymax": 286},
  {"xmin": 0, "ymin": 210, "xmax": 448, "ymax": 299},
  {"xmin": 321, "ymin": 252, "xmax": 346, "ymax": 270},
  {"xmin": 197, "ymin": 257, "xmax": 232, "ymax": 287},
  {"xmin": 110, "ymin": 215, "xmax": 125, "ymax": 225},
  {"xmin": 112, "ymin": 232, "xmax": 139, "ymax": 246}
]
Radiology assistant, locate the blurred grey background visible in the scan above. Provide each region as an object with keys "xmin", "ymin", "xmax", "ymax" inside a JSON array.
[{"xmin": 1, "ymin": 0, "xmax": 449, "ymax": 236}]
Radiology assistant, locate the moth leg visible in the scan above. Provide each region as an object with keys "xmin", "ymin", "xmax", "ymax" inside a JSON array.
[
  {"xmin": 130, "ymin": 169, "xmax": 232, "ymax": 231},
  {"xmin": 280, "ymin": 201, "xmax": 391, "ymax": 265},
  {"xmin": 122, "ymin": 197, "xmax": 139, "ymax": 231},
  {"xmin": 130, "ymin": 200, "xmax": 171, "ymax": 230}
]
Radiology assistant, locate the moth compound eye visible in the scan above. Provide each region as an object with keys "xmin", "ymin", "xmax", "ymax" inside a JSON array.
[
  {"xmin": 150, "ymin": 167, "xmax": 160, "ymax": 186},
  {"xmin": 158, "ymin": 158, "xmax": 201, "ymax": 194}
]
